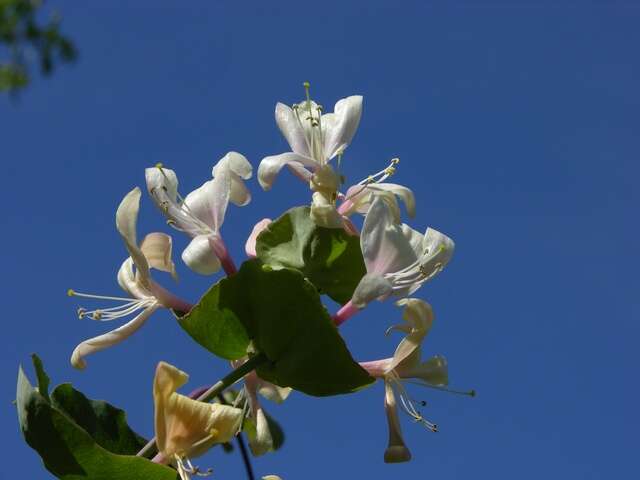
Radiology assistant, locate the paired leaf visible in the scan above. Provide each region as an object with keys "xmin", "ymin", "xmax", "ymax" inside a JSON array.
[
  {"xmin": 16, "ymin": 358, "xmax": 178, "ymax": 480},
  {"xmin": 256, "ymin": 206, "xmax": 366, "ymax": 304},
  {"xmin": 179, "ymin": 260, "xmax": 374, "ymax": 396},
  {"xmin": 178, "ymin": 286, "xmax": 250, "ymax": 361}
]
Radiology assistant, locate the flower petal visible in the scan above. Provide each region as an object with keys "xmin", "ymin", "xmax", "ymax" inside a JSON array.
[
  {"xmin": 310, "ymin": 191, "xmax": 343, "ymax": 228},
  {"xmin": 183, "ymin": 177, "xmax": 229, "ymax": 233},
  {"xmin": 117, "ymin": 257, "xmax": 152, "ymax": 299},
  {"xmin": 275, "ymin": 102, "xmax": 311, "ymax": 157},
  {"xmin": 182, "ymin": 235, "xmax": 221, "ymax": 275},
  {"xmin": 245, "ymin": 218, "xmax": 272, "ymax": 258},
  {"xmin": 352, "ymin": 273, "xmax": 394, "ymax": 308},
  {"xmin": 154, "ymin": 361, "xmax": 243, "ymax": 459},
  {"xmin": 257, "ymin": 152, "xmax": 318, "ymax": 191},
  {"xmin": 213, "ymin": 152, "xmax": 253, "ymax": 206},
  {"xmin": 408, "ymin": 355, "xmax": 449, "ymax": 386},
  {"xmin": 247, "ymin": 408, "xmax": 274, "ymax": 456},
  {"xmin": 383, "ymin": 381, "xmax": 412, "ymax": 463},
  {"xmin": 145, "ymin": 166, "xmax": 179, "ymax": 204},
  {"xmin": 140, "ymin": 232, "xmax": 177, "ymax": 280},
  {"xmin": 368, "ymin": 183, "xmax": 416, "ymax": 218},
  {"xmin": 360, "ymin": 197, "xmax": 418, "ymax": 274},
  {"xmin": 70, "ymin": 304, "xmax": 159, "ymax": 370},
  {"xmin": 153, "ymin": 362, "xmax": 242, "ymax": 458},
  {"xmin": 322, "ymin": 95, "xmax": 363, "ymax": 159},
  {"xmin": 386, "ymin": 299, "xmax": 434, "ymax": 372},
  {"xmin": 419, "ymin": 228, "xmax": 455, "ymax": 279},
  {"xmin": 115, "ymin": 187, "xmax": 150, "ymax": 284},
  {"xmin": 257, "ymin": 382, "xmax": 292, "ymax": 404}
]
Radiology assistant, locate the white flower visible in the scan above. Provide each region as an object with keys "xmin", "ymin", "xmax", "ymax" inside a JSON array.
[
  {"xmin": 146, "ymin": 152, "xmax": 252, "ymax": 275},
  {"xmin": 351, "ymin": 196, "xmax": 454, "ymax": 308},
  {"xmin": 258, "ymin": 85, "xmax": 362, "ymax": 228},
  {"xmin": 231, "ymin": 360, "xmax": 291, "ymax": 456},
  {"xmin": 154, "ymin": 362, "xmax": 243, "ymax": 480},
  {"xmin": 258, "ymin": 89, "xmax": 362, "ymax": 190},
  {"xmin": 359, "ymin": 299, "xmax": 450, "ymax": 463},
  {"xmin": 69, "ymin": 188, "xmax": 185, "ymax": 370}
]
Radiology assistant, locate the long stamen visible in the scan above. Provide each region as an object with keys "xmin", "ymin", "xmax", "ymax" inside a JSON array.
[
  {"xmin": 151, "ymin": 164, "xmax": 213, "ymax": 237},
  {"xmin": 389, "ymin": 373, "xmax": 438, "ymax": 433},
  {"xmin": 404, "ymin": 380, "xmax": 476, "ymax": 397},
  {"xmin": 68, "ymin": 288, "xmax": 155, "ymax": 321}
]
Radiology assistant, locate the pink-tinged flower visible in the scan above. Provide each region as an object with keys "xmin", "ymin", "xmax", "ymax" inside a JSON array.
[
  {"xmin": 68, "ymin": 188, "xmax": 189, "ymax": 369},
  {"xmin": 154, "ymin": 362, "xmax": 243, "ymax": 480},
  {"xmin": 245, "ymin": 218, "xmax": 272, "ymax": 258},
  {"xmin": 231, "ymin": 358, "xmax": 291, "ymax": 456},
  {"xmin": 146, "ymin": 152, "xmax": 252, "ymax": 275},
  {"xmin": 351, "ymin": 196, "xmax": 454, "ymax": 308},
  {"xmin": 359, "ymin": 299, "xmax": 453, "ymax": 463},
  {"xmin": 258, "ymin": 83, "xmax": 362, "ymax": 228}
]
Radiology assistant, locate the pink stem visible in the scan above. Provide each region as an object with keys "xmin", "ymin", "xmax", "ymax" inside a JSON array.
[
  {"xmin": 209, "ymin": 236, "xmax": 237, "ymax": 276},
  {"xmin": 359, "ymin": 358, "xmax": 393, "ymax": 378},
  {"xmin": 332, "ymin": 300, "xmax": 360, "ymax": 326},
  {"xmin": 150, "ymin": 281, "xmax": 193, "ymax": 313}
]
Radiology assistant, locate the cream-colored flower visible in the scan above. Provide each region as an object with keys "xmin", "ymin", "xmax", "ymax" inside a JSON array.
[
  {"xmin": 359, "ymin": 299, "xmax": 454, "ymax": 463},
  {"xmin": 154, "ymin": 362, "xmax": 243, "ymax": 480}
]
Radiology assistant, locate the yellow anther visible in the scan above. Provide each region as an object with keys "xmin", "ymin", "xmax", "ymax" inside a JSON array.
[
  {"xmin": 91, "ymin": 310, "xmax": 103, "ymax": 321},
  {"xmin": 391, "ymin": 157, "xmax": 400, "ymax": 165},
  {"xmin": 209, "ymin": 427, "xmax": 219, "ymax": 440},
  {"xmin": 384, "ymin": 167, "xmax": 396, "ymax": 176},
  {"xmin": 303, "ymin": 81, "xmax": 310, "ymax": 89},
  {"xmin": 77, "ymin": 307, "xmax": 86, "ymax": 319},
  {"xmin": 67, "ymin": 288, "xmax": 75, "ymax": 297},
  {"xmin": 155, "ymin": 162, "xmax": 164, "ymax": 169}
]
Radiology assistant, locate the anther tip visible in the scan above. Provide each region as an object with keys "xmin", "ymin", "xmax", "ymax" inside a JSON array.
[
  {"xmin": 67, "ymin": 288, "xmax": 75, "ymax": 297},
  {"xmin": 155, "ymin": 162, "xmax": 164, "ymax": 169},
  {"xmin": 303, "ymin": 81, "xmax": 310, "ymax": 89}
]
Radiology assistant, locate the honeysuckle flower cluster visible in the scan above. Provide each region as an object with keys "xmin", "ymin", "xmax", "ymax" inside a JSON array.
[{"xmin": 34, "ymin": 83, "xmax": 471, "ymax": 480}]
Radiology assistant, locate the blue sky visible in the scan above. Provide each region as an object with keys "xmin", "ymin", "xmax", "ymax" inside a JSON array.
[{"xmin": 3, "ymin": 1, "xmax": 639, "ymax": 478}]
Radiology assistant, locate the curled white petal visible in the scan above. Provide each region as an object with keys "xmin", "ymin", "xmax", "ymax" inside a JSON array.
[
  {"xmin": 258, "ymin": 152, "xmax": 318, "ymax": 191},
  {"xmin": 70, "ymin": 304, "xmax": 159, "ymax": 370},
  {"xmin": 387, "ymin": 299, "xmax": 434, "ymax": 372},
  {"xmin": 182, "ymin": 235, "xmax": 221, "ymax": 275},
  {"xmin": 115, "ymin": 187, "xmax": 150, "ymax": 285},
  {"xmin": 323, "ymin": 95, "xmax": 363, "ymax": 159},
  {"xmin": 245, "ymin": 218, "xmax": 272, "ymax": 258},
  {"xmin": 214, "ymin": 151, "xmax": 253, "ymax": 207}
]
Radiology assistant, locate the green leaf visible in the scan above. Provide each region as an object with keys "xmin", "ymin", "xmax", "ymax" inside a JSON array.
[
  {"xmin": 51, "ymin": 384, "xmax": 148, "ymax": 455},
  {"xmin": 16, "ymin": 364, "xmax": 178, "ymax": 480},
  {"xmin": 256, "ymin": 206, "xmax": 366, "ymax": 304},
  {"xmin": 178, "ymin": 284, "xmax": 250, "ymax": 360},
  {"xmin": 31, "ymin": 353, "xmax": 50, "ymax": 401},
  {"xmin": 180, "ymin": 259, "xmax": 374, "ymax": 396}
]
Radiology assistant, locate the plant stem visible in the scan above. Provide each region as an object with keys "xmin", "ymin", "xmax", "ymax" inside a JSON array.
[
  {"xmin": 217, "ymin": 394, "xmax": 255, "ymax": 480},
  {"xmin": 136, "ymin": 353, "xmax": 268, "ymax": 459}
]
